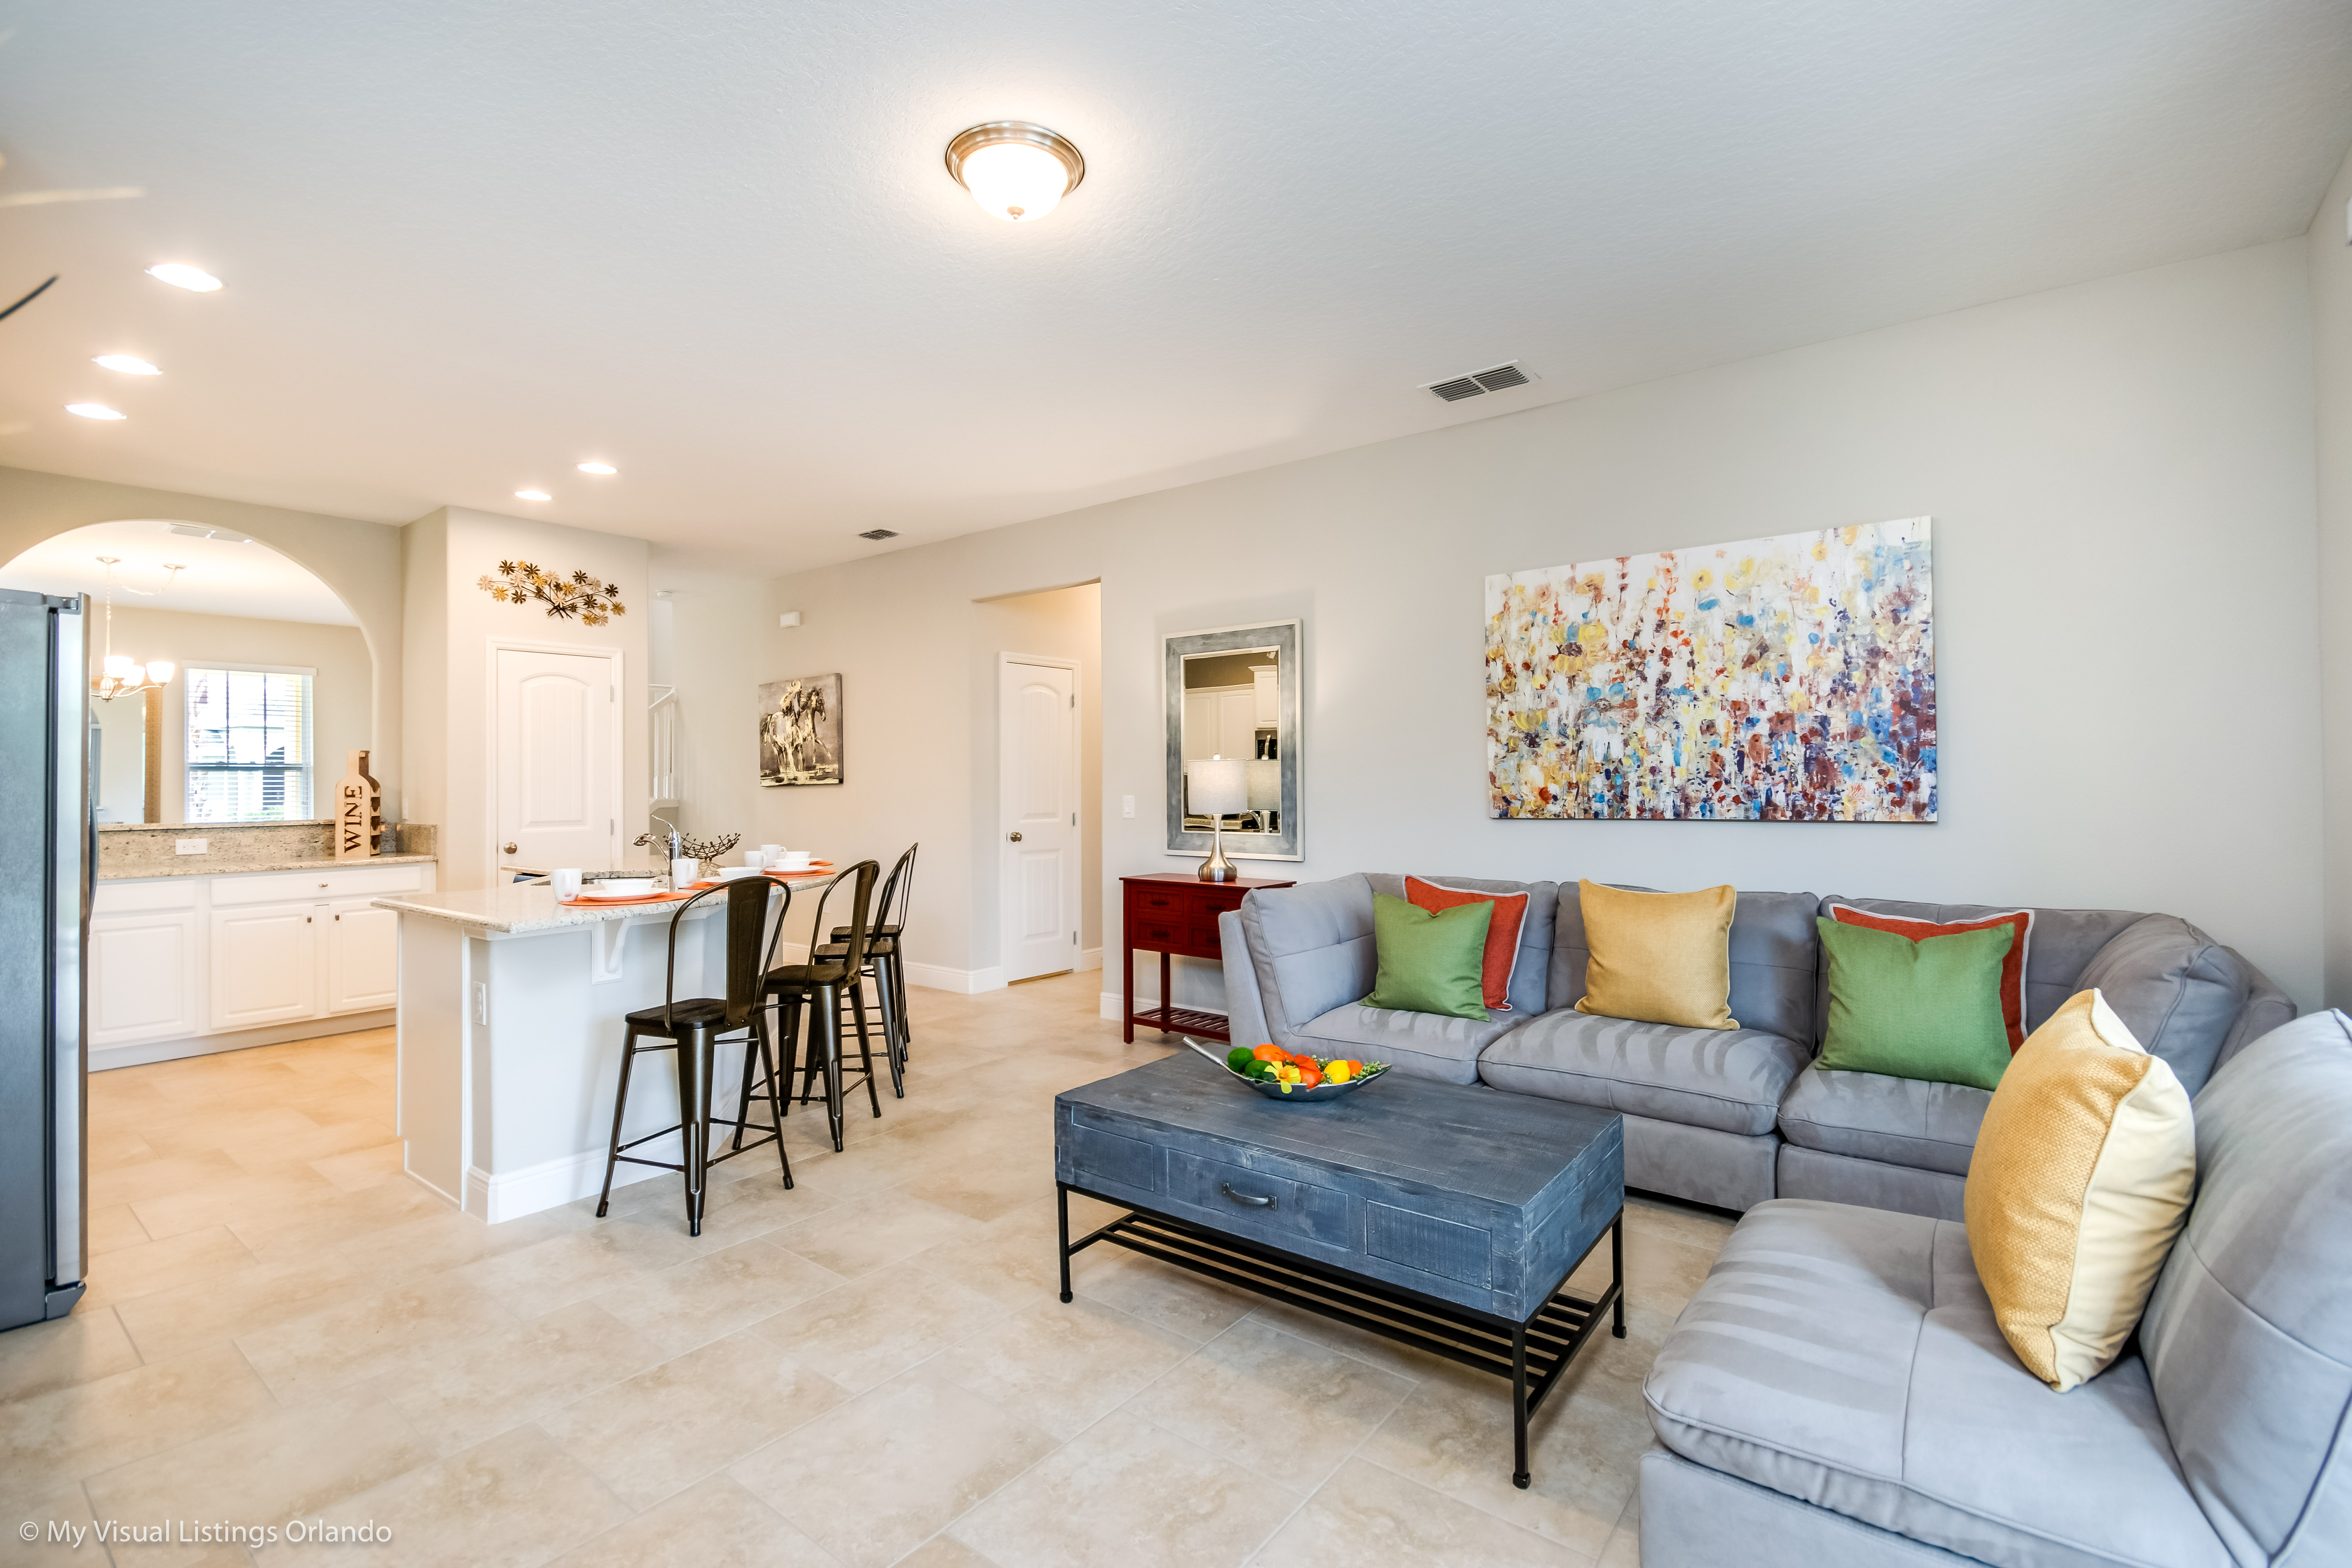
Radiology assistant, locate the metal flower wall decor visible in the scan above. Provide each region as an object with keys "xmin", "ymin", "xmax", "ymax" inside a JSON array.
[{"xmin": 478, "ymin": 561, "xmax": 628, "ymax": 626}]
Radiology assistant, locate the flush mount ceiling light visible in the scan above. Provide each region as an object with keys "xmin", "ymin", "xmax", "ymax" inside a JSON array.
[
  {"xmin": 67, "ymin": 403, "xmax": 125, "ymax": 420},
  {"xmin": 145, "ymin": 263, "xmax": 221, "ymax": 292},
  {"xmin": 93, "ymin": 354, "xmax": 159, "ymax": 375},
  {"xmin": 514, "ymin": 489, "xmax": 551, "ymax": 502},
  {"xmin": 577, "ymin": 461, "xmax": 616, "ymax": 475},
  {"xmin": 945, "ymin": 122, "xmax": 1084, "ymax": 223}
]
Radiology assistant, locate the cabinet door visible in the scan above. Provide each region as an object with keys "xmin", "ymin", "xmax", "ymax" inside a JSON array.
[
  {"xmin": 323, "ymin": 902, "xmax": 399, "ymax": 1014},
  {"xmin": 208, "ymin": 904, "xmax": 319, "ymax": 1030},
  {"xmin": 1252, "ymin": 666, "xmax": 1278, "ymax": 725},
  {"xmin": 89, "ymin": 910, "xmax": 203, "ymax": 1045}
]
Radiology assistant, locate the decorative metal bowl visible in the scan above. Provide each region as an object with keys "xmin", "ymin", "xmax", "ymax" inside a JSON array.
[{"xmin": 1181, "ymin": 1039, "xmax": 1389, "ymax": 1103}]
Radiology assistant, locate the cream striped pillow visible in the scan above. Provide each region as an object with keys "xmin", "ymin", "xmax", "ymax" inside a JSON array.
[{"xmin": 1963, "ymin": 989, "xmax": 2196, "ymax": 1392}]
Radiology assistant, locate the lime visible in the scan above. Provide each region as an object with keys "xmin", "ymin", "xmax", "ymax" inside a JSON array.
[{"xmin": 1225, "ymin": 1047, "xmax": 1255, "ymax": 1074}]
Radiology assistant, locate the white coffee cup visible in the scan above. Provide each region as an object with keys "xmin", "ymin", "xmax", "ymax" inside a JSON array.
[
  {"xmin": 760, "ymin": 844, "xmax": 782, "ymax": 863},
  {"xmin": 744, "ymin": 848, "xmax": 768, "ymax": 868},
  {"xmin": 778, "ymin": 850, "xmax": 812, "ymax": 869},
  {"xmin": 670, "ymin": 857, "xmax": 699, "ymax": 889},
  {"xmin": 550, "ymin": 868, "xmax": 583, "ymax": 900}
]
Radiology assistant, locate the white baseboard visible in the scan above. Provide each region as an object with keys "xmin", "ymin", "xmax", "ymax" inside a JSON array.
[
  {"xmin": 1077, "ymin": 946, "xmax": 1103, "ymax": 973},
  {"xmin": 907, "ymin": 962, "xmax": 1004, "ymax": 995},
  {"xmin": 91, "ymin": 1010, "xmax": 396, "ymax": 1072},
  {"xmin": 463, "ymin": 1149, "xmax": 663, "ymax": 1224}
]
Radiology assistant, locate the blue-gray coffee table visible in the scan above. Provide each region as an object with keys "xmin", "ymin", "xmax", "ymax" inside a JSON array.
[{"xmin": 1054, "ymin": 1051, "xmax": 1624, "ymax": 1488}]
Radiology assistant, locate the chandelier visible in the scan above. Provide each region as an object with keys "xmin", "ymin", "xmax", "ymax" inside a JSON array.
[{"xmin": 90, "ymin": 556, "xmax": 179, "ymax": 702}]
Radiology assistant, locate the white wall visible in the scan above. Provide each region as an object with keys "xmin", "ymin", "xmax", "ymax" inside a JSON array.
[
  {"xmin": 400, "ymin": 506, "xmax": 651, "ymax": 891},
  {"xmin": 702, "ymin": 238, "xmax": 2322, "ymax": 1010},
  {"xmin": 0, "ymin": 466, "xmax": 406, "ymax": 817},
  {"xmin": 87, "ymin": 604, "xmax": 372, "ymax": 824},
  {"xmin": 2311, "ymin": 142, "xmax": 2352, "ymax": 1010}
]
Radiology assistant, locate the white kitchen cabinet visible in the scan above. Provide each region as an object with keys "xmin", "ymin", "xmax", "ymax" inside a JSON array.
[
  {"xmin": 89, "ymin": 907, "xmax": 203, "ymax": 1046},
  {"xmin": 92, "ymin": 860, "xmax": 436, "ymax": 1067},
  {"xmin": 1251, "ymin": 664, "xmax": 1278, "ymax": 726},
  {"xmin": 209, "ymin": 904, "xmax": 321, "ymax": 1029},
  {"xmin": 323, "ymin": 901, "xmax": 400, "ymax": 1013}
]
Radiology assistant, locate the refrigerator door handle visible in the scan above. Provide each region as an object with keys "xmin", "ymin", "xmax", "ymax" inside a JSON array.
[{"xmin": 47, "ymin": 595, "xmax": 87, "ymax": 1311}]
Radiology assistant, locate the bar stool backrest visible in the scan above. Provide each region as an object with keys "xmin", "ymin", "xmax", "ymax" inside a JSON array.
[
  {"xmin": 880, "ymin": 842, "xmax": 918, "ymax": 935},
  {"xmin": 800, "ymin": 860, "xmax": 880, "ymax": 978},
  {"xmin": 660, "ymin": 876, "xmax": 783, "ymax": 1031}
]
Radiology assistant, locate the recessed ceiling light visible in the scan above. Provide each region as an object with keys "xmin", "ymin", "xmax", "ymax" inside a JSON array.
[
  {"xmin": 945, "ymin": 122, "xmax": 1084, "ymax": 223},
  {"xmin": 576, "ymin": 461, "xmax": 616, "ymax": 476},
  {"xmin": 93, "ymin": 354, "xmax": 159, "ymax": 375},
  {"xmin": 145, "ymin": 263, "xmax": 221, "ymax": 292},
  {"xmin": 67, "ymin": 403, "xmax": 125, "ymax": 420},
  {"xmin": 514, "ymin": 489, "xmax": 552, "ymax": 502}
]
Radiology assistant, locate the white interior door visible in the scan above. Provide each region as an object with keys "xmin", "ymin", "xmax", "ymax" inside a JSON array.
[
  {"xmin": 1000, "ymin": 657, "xmax": 1078, "ymax": 984},
  {"xmin": 495, "ymin": 648, "xmax": 617, "ymax": 875}
]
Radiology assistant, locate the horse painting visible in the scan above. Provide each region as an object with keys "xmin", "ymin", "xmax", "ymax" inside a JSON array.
[{"xmin": 757, "ymin": 673, "xmax": 843, "ymax": 786}]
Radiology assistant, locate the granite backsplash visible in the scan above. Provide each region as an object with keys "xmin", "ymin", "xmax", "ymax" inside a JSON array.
[{"xmin": 99, "ymin": 820, "xmax": 438, "ymax": 877}]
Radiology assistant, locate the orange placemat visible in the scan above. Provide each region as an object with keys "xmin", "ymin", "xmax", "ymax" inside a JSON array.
[{"xmin": 560, "ymin": 890, "xmax": 694, "ymax": 907}]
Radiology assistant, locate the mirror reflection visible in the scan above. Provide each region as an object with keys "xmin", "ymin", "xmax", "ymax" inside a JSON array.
[{"xmin": 1180, "ymin": 647, "xmax": 1280, "ymax": 836}]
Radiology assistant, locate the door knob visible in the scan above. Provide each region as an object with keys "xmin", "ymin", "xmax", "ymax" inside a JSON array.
[
  {"xmin": 504, "ymin": 842, "xmax": 519, "ymax": 854},
  {"xmin": 1008, "ymin": 832, "xmax": 1022, "ymax": 842}
]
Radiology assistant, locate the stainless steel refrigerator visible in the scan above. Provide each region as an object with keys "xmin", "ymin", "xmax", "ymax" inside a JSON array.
[{"xmin": 0, "ymin": 588, "xmax": 87, "ymax": 1332}]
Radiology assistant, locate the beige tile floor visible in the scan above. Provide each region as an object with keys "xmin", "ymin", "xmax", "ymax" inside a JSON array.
[{"xmin": 1, "ymin": 971, "xmax": 1732, "ymax": 1568}]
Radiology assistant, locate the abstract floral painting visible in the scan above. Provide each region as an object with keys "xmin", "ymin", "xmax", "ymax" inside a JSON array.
[{"xmin": 1485, "ymin": 518, "xmax": 1934, "ymax": 821}]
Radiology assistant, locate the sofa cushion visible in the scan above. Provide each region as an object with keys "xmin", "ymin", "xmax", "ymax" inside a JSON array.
[
  {"xmin": 1477, "ymin": 1008, "xmax": 1808, "ymax": 1136},
  {"xmin": 1236, "ymin": 875, "xmax": 1378, "ymax": 1048},
  {"xmin": 1645, "ymin": 1199, "xmax": 2231, "ymax": 1568},
  {"xmin": 1819, "ymin": 899, "xmax": 2142, "ymax": 1040},
  {"xmin": 1368, "ymin": 873, "xmax": 1558, "ymax": 1014},
  {"xmin": 1288, "ymin": 1001, "xmax": 1526, "ymax": 1087},
  {"xmin": 2140, "ymin": 1010, "xmax": 2352, "ymax": 1567},
  {"xmin": 1553, "ymin": 885, "xmax": 1820, "ymax": 1043},
  {"xmin": 2073, "ymin": 915, "xmax": 2248, "ymax": 1098},
  {"xmin": 1777, "ymin": 1068, "xmax": 1991, "ymax": 1176}
]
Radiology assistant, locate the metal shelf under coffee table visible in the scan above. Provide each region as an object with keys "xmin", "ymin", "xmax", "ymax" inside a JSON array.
[{"xmin": 1053, "ymin": 1052, "xmax": 1626, "ymax": 1488}]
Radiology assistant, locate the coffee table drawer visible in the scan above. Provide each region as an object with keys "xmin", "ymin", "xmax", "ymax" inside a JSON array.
[{"xmin": 1167, "ymin": 1150, "xmax": 1350, "ymax": 1249}]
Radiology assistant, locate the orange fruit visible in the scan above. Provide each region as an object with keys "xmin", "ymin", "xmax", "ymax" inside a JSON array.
[
  {"xmin": 1251, "ymin": 1043, "xmax": 1284, "ymax": 1062},
  {"xmin": 1295, "ymin": 1065, "xmax": 1323, "ymax": 1088}
]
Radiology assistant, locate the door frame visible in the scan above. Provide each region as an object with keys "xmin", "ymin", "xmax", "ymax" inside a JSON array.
[
  {"xmin": 484, "ymin": 638, "xmax": 625, "ymax": 878},
  {"xmin": 996, "ymin": 652, "xmax": 1082, "ymax": 984}
]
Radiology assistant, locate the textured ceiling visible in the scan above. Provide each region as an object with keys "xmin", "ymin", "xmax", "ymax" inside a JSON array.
[{"xmin": 1, "ymin": 1, "xmax": 2348, "ymax": 574}]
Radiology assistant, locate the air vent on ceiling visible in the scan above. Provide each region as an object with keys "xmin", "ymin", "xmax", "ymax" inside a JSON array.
[
  {"xmin": 166, "ymin": 523, "xmax": 250, "ymax": 543},
  {"xmin": 1423, "ymin": 361, "xmax": 1538, "ymax": 403},
  {"xmin": 857, "ymin": 528, "xmax": 900, "ymax": 541}
]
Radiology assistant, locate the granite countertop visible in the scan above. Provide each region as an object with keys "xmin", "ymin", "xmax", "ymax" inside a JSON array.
[
  {"xmin": 101, "ymin": 853, "xmax": 441, "ymax": 882},
  {"xmin": 372, "ymin": 883, "xmax": 720, "ymax": 935}
]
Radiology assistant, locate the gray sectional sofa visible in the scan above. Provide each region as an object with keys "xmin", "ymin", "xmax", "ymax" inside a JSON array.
[
  {"xmin": 1640, "ymin": 1009, "xmax": 2352, "ymax": 1567},
  {"xmin": 1216, "ymin": 874, "xmax": 2292, "ymax": 1217}
]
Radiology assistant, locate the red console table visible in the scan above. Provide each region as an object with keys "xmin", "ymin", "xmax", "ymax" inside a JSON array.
[{"xmin": 1120, "ymin": 872, "xmax": 1296, "ymax": 1045}]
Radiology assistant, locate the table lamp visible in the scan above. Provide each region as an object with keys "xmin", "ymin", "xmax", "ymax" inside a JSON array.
[{"xmin": 1185, "ymin": 756, "xmax": 1248, "ymax": 882}]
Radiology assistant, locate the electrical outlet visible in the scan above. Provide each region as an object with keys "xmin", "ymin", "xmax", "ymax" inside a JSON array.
[
  {"xmin": 174, "ymin": 838, "xmax": 208, "ymax": 855},
  {"xmin": 473, "ymin": 982, "xmax": 488, "ymax": 1025},
  {"xmin": 1121, "ymin": 795, "xmax": 1135, "ymax": 818}
]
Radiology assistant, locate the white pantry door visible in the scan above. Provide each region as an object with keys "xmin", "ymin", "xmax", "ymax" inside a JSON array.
[
  {"xmin": 1000, "ymin": 657, "xmax": 1079, "ymax": 983},
  {"xmin": 495, "ymin": 648, "xmax": 617, "ymax": 876}
]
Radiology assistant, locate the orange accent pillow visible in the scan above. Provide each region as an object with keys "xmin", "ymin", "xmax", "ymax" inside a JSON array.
[
  {"xmin": 1827, "ymin": 903, "xmax": 2033, "ymax": 1050},
  {"xmin": 1405, "ymin": 877, "xmax": 1528, "ymax": 1011}
]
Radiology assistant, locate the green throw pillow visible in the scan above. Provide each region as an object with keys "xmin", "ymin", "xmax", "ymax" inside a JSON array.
[
  {"xmin": 1816, "ymin": 917, "xmax": 2014, "ymax": 1092},
  {"xmin": 1364, "ymin": 892, "xmax": 1492, "ymax": 1021}
]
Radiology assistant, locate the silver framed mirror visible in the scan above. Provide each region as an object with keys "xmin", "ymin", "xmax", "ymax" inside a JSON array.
[{"xmin": 1164, "ymin": 620, "xmax": 1300, "ymax": 863}]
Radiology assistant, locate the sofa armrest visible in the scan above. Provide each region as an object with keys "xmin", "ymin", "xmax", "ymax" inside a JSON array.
[
  {"xmin": 2210, "ymin": 946, "xmax": 2296, "ymax": 1080},
  {"xmin": 1218, "ymin": 909, "xmax": 1272, "ymax": 1049}
]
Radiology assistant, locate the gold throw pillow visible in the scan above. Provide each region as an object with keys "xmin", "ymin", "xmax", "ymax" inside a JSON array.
[
  {"xmin": 1964, "ymin": 989, "xmax": 2195, "ymax": 1392},
  {"xmin": 1573, "ymin": 881, "xmax": 1738, "ymax": 1031}
]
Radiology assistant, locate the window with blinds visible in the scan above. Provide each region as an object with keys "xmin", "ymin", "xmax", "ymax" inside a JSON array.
[{"xmin": 185, "ymin": 667, "xmax": 313, "ymax": 823}]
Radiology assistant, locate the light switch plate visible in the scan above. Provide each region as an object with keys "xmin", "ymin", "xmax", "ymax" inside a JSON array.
[
  {"xmin": 174, "ymin": 838, "xmax": 208, "ymax": 855},
  {"xmin": 1121, "ymin": 795, "xmax": 1135, "ymax": 818}
]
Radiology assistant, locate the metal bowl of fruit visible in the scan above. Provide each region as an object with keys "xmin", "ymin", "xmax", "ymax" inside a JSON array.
[{"xmin": 1182, "ymin": 1038, "xmax": 1389, "ymax": 1102}]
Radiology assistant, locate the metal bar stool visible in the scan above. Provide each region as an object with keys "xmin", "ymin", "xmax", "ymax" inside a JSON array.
[
  {"xmin": 595, "ymin": 876, "xmax": 789, "ymax": 1235},
  {"xmin": 760, "ymin": 860, "xmax": 880, "ymax": 1152},
  {"xmin": 820, "ymin": 841, "xmax": 916, "ymax": 1081}
]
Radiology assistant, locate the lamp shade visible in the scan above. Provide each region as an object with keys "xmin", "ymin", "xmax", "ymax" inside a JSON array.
[
  {"xmin": 1245, "ymin": 759, "xmax": 1280, "ymax": 810},
  {"xmin": 1185, "ymin": 757, "xmax": 1247, "ymax": 816}
]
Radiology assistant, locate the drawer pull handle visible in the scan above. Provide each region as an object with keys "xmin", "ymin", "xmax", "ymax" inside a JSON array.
[{"xmin": 1220, "ymin": 1183, "xmax": 1276, "ymax": 1209}]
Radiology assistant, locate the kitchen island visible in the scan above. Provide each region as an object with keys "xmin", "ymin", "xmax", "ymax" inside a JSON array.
[{"xmin": 373, "ymin": 883, "xmax": 773, "ymax": 1221}]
